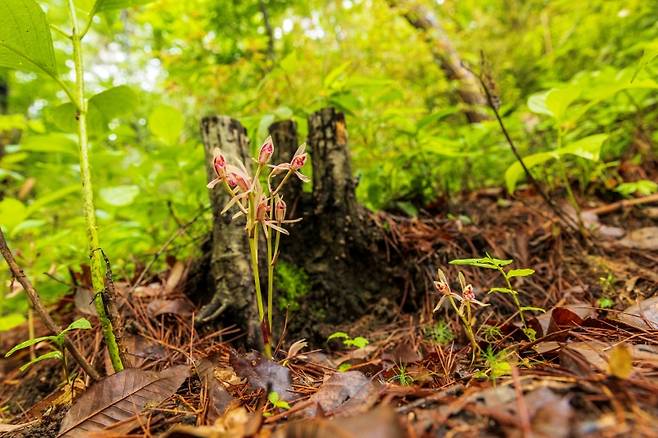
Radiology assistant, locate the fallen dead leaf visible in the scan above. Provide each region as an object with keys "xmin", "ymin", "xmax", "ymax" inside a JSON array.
[
  {"xmin": 618, "ymin": 227, "xmax": 658, "ymax": 250},
  {"xmin": 607, "ymin": 343, "xmax": 633, "ymax": 379},
  {"xmin": 0, "ymin": 420, "xmax": 39, "ymax": 433},
  {"xmin": 58, "ymin": 365, "xmax": 189, "ymax": 437},
  {"xmin": 162, "ymin": 406, "xmax": 254, "ymax": 438},
  {"xmin": 230, "ymin": 351, "xmax": 293, "ymax": 401},
  {"xmin": 277, "ymin": 406, "xmax": 403, "ymax": 438},
  {"xmin": 300, "ymin": 371, "xmax": 379, "ymax": 418},
  {"xmin": 617, "ymin": 296, "xmax": 658, "ymax": 330},
  {"xmin": 147, "ymin": 298, "xmax": 194, "ymax": 318},
  {"xmin": 196, "ymin": 359, "xmax": 236, "ymax": 423},
  {"xmin": 164, "ymin": 261, "xmax": 186, "ymax": 294}
]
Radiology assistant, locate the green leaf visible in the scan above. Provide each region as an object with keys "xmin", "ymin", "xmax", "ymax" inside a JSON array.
[
  {"xmin": 88, "ymin": 85, "xmax": 138, "ymax": 132},
  {"xmin": 100, "ymin": 185, "xmax": 140, "ymax": 207},
  {"xmin": 506, "ymin": 268, "xmax": 535, "ymax": 278},
  {"xmin": 519, "ymin": 306, "xmax": 546, "ymax": 313},
  {"xmin": 449, "ymin": 257, "xmax": 513, "ymax": 269},
  {"xmin": 324, "ymin": 61, "xmax": 351, "ymax": 88},
  {"xmin": 504, "ymin": 152, "xmax": 556, "ymax": 193},
  {"xmin": 94, "ymin": 0, "xmax": 154, "ymax": 12},
  {"xmin": 64, "ymin": 318, "xmax": 93, "ymax": 332},
  {"xmin": 149, "ymin": 104, "xmax": 184, "ymax": 144},
  {"xmin": 488, "ymin": 287, "xmax": 517, "ymax": 295},
  {"xmin": 346, "ymin": 336, "xmax": 369, "ymax": 349},
  {"xmin": 5, "ymin": 335, "xmax": 55, "ymax": 357},
  {"xmin": 0, "ymin": 313, "xmax": 26, "ymax": 332},
  {"xmin": 0, "ymin": 0, "xmax": 57, "ymax": 77},
  {"xmin": 19, "ymin": 134, "xmax": 78, "ymax": 155},
  {"xmin": 19, "ymin": 350, "xmax": 63, "ymax": 372},
  {"xmin": 0, "ymin": 198, "xmax": 28, "ymax": 232},
  {"xmin": 327, "ymin": 331, "xmax": 349, "ymax": 341},
  {"xmin": 49, "ymin": 103, "xmax": 78, "ymax": 133},
  {"xmin": 25, "ymin": 185, "xmax": 79, "ymax": 216}
]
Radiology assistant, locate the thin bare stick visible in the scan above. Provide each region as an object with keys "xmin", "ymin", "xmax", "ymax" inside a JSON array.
[
  {"xmin": 464, "ymin": 62, "xmax": 581, "ymax": 234},
  {"xmin": 587, "ymin": 192, "xmax": 658, "ymax": 216},
  {"xmin": 0, "ymin": 228, "xmax": 101, "ymax": 381}
]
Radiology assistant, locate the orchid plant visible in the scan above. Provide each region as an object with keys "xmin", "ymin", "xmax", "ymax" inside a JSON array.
[
  {"xmin": 207, "ymin": 136, "xmax": 309, "ymax": 358},
  {"xmin": 433, "ymin": 269, "xmax": 488, "ymax": 353}
]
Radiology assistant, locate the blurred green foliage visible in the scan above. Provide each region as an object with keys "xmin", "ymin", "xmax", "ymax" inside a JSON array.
[{"xmin": 1, "ymin": 0, "xmax": 657, "ymax": 329}]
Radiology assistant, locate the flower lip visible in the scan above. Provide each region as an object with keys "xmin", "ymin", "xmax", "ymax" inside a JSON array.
[
  {"xmin": 462, "ymin": 284, "xmax": 475, "ymax": 301},
  {"xmin": 213, "ymin": 153, "xmax": 226, "ymax": 176},
  {"xmin": 291, "ymin": 153, "xmax": 307, "ymax": 170}
]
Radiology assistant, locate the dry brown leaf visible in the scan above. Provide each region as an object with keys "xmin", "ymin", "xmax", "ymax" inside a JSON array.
[
  {"xmin": 164, "ymin": 261, "xmax": 186, "ymax": 294},
  {"xmin": 617, "ymin": 296, "xmax": 658, "ymax": 330},
  {"xmin": 147, "ymin": 299, "xmax": 194, "ymax": 318},
  {"xmin": 277, "ymin": 407, "xmax": 403, "ymax": 438},
  {"xmin": 607, "ymin": 343, "xmax": 633, "ymax": 379},
  {"xmin": 230, "ymin": 352, "xmax": 293, "ymax": 401},
  {"xmin": 162, "ymin": 406, "xmax": 253, "ymax": 438},
  {"xmin": 300, "ymin": 371, "xmax": 379, "ymax": 418},
  {"xmin": 0, "ymin": 420, "xmax": 38, "ymax": 433},
  {"xmin": 196, "ymin": 359, "xmax": 236, "ymax": 423},
  {"xmin": 58, "ymin": 365, "xmax": 189, "ymax": 437},
  {"xmin": 618, "ymin": 227, "xmax": 658, "ymax": 250}
]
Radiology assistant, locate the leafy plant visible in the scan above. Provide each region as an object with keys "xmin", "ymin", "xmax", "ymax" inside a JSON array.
[
  {"xmin": 450, "ymin": 254, "xmax": 544, "ymax": 340},
  {"xmin": 267, "ymin": 391, "xmax": 290, "ymax": 410},
  {"xmin": 4, "ymin": 318, "xmax": 91, "ymax": 380},
  {"xmin": 615, "ymin": 180, "xmax": 658, "ymax": 197},
  {"xmin": 207, "ymin": 136, "xmax": 309, "ymax": 358},
  {"xmin": 424, "ymin": 320, "xmax": 454, "ymax": 345},
  {"xmin": 390, "ymin": 364, "xmax": 414, "ymax": 386},
  {"xmin": 473, "ymin": 346, "xmax": 514, "ymax": 381},
  {"xmin": 327, "ymin": 332, "xmax": 370, "ymax": 349}
]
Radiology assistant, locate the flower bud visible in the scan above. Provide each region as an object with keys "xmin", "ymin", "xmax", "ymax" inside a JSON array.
[
  {"xmin": 434, "ymin": 281, "xmax": 449, "ymax": 295},
  {"xmin": 291, "ymin": 153, "xmax": 307, "ymax": 170},
  {"xmin": 256, "ymin": 198, "xmax": 269, "ymax": 222},
  {"xmin": 226, "ymin": 172, "xmax": 238, "ymax": 188},
  {"xmin": 258, "ymin": 136, "xmax": 274, "ymax": 165},
  {"xmin": 275, "ymin": 198, "xmax": 286, "ymax": 223}
]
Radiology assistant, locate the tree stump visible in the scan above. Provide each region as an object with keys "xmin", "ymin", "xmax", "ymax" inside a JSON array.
[{"xmin": 192, "ymin": 108, "xmax": 411, "ymax": 345}]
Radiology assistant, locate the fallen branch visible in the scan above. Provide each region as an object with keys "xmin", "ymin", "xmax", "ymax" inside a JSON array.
[
  {"xmin": 0, "ymin": 227, "xmax": 101, "ymax": 381},
  {"xmin": 586, "ymin": 192, "xmax": 658, "ymax": 216}
]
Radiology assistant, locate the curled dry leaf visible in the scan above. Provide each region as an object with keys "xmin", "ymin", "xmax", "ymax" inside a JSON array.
[
  {"xmin": 618, "ymin": 227, "xmax": 658, "ymax": 250},
  {"xmin": 162, "ymin": 407, "xmax": 254, "ymax": 438},
  {"xmin": 58, "ymin": 365, "xmax": 190, "ymax": 437},
  {"xmin": 617, "ymin": 296, "xmax": 658, "ymax": 330},
  {"xmin": 230, "ymin": 351, "xmax": 293, "ymax": 401},
  {"xmin": 195, "ymin": 359, "xmax": 236, "ymax": 423},
  {"xmin": 300, "ymin": 371, "xmax": 379, "ymax": 418},
  {"xmin": 147, "ymin": 298, "xmax": 194, "ymax": 318}
]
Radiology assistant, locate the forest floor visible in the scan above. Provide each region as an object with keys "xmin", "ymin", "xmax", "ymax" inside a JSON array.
[{"xmin": 1, "ymin": 186, "xmax": 657, "ymax": 437}]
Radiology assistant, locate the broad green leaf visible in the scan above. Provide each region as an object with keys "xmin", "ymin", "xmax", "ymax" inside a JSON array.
[
  {"xmin": 545, "ymin": 87, "xmax": 580, "ymax": 121},
  {"xmin": 10, "ymin": 219, "xmax": 47, "ymax": 237},
  {"xmin": 5, "ymin": 335, "xmax": 55, "ymax": 357},
  {"xmin": 327, "ymin": 331, "xmax": 349, "ymax": 341},
  {"xmin": 94, "ymin": 0, "xmax": 154, "ymax": 13},
  {"xmin": 63, "ymin": 318, "xmax": 92, "ymax": 332},
  {"xmin": 87, "ymin": 85, "xmax": 138, "ymax": 132},
  {"xmin": 506, "ymin": 268, "xmax": 535, "ymax": 278},
  {"xmin": 527, "ymin": 91, "xmax": 552, "ymax": 117},
  {"xmin": 25, "ymin": 185, "xmax": 79, "ymax": 216},
  {"xmin": 0, "ymin": 0, "xmax": 57, "ymax": 77},
  {"xmin": 504, "ymin": 152, "xmax": 555, "ymax": 193},
  {"xmin": 149, "ymin": 104, "xmax": 184, "ymax": 144},
  {"xmin": 561, "ymin": 134, "xmax": 608, "ymax": 161},
  {"xmin": 324, "ymin": 61, "xmax": 351, "ymax": 88},
  {"xmin": 100, "ymin": 185, "xmax": 140, "ymax": 206},
  {"xmin": 19, "ymin": 350, "xmax": 63, "ymax": 372},
  {"xmin": 19, "ymin": 134, "xmax": 78, "ymax": 155},
  {"xmin": 345, "ymin": 336, "xmax": 369, "ymax": 349},
  {"xmin": 0, "ymin": 313, "xmax": 26, "ymax": 332},
  {"xmin": 0, "ymin": 198, "xmax": 28, "ymax": 231},
  {"xmin": 49, "ymin": 103, "xmax": 78, "ymax": 133}
]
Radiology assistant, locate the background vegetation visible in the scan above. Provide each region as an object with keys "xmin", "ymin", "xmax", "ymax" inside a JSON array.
[{"xmin": 1, "ymin": 0, "xmax": 657, "ymax": 329}]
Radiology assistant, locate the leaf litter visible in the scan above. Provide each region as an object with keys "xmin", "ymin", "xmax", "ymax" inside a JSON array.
[{"xmin": 1, "ymin": 192, "xmax": 658, "ymax": 437}]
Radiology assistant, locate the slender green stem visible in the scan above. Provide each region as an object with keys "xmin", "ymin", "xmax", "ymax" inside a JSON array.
[
  {"xmin": 266, "ymin": 226, "xmax": 274, "ymax": 332},
  {"xmin": 447, "ymin": 295, "xmax": 480, "ymax": 353},
  {"xmin": 249, "ymin": 226, "xmax": 265, "ymax": 321},
  {"xmin": 68, "ymin": 0, "xmax": 123, "ymax": 372},
  {"xmin": 500, "ymin": 268, "xmax": 525, "ymax": 326}
]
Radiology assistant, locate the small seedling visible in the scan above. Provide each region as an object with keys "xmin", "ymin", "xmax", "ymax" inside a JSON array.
[
  {"xmin": 267, "ymin": 391, "xmax": 290, "ymax": 410},
  {"xmin": 390, "ymin": 364, "xmax": 414, "ymax": 386},
  {"xmin": 327, "ymin": 331, "xmax": 369, "ymax": 349},
  {"xmin": 424, "ymin": 320, "xmax": 454, "ymax": 345},
  {"xmin": 4, "ymin": 318, "xmax": 92, "ymax": 381},
  {"xmin": 479, "ymin": 324, "xmax": 503, "ymax": 343},
  {"xmin": 473, "ymin": 346, "xmax": 514, "ymax": 381},
  {"xmin": 450, "ymin": 254, "xmax": 544, "ymax": 339}
]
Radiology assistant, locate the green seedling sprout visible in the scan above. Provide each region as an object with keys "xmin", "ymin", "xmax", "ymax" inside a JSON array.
[{"xmin": 5, "ymin": 318, "xmax": 92, "ymax": 382}]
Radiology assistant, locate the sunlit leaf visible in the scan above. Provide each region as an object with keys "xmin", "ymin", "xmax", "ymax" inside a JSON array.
[
  {"xmin": 608, "ymin": 343, "xmax": 633, "ymax": 379},
  {"xmin": 149, "ymin": 104, "xmax": 184, "ymax": 144},
  {"xmin": 506, "ymin": 268, "xmax": 535, "ymax": 278},
  {"xmin": 5, "ymin": 335, "xmax": 55, "ymax": 357},
  {"xmin": 19, "ymin": 350, "xmax": 63, "ymax": 372},
  {"xmin": 0, "ymin": 0, "xmax": 57, "ymax": 76},
  {"xmin": 100, "ymin": 185, "xmax": 140, "ymax": 206}
]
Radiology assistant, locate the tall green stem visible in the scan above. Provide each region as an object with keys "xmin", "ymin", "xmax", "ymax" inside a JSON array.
[
  {"xmin": 68, "ymin": 0, "xmax": 123, "ymax": 372},
  {"xmin": 266, "ymin": 226, "xmax": 274, "ymax": 332}
]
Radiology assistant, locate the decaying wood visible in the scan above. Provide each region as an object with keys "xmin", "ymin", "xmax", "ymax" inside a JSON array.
[
  {"xmin": 196, "ymin": 116, "xmax": 261, "ymax": 347},
  {"xmin": 387, "ymin": 0, "xmax": 489, "ymax": 123},
  {"xmin": 193, "ymin": 108, "xmax": 411, "ymax": 344}
]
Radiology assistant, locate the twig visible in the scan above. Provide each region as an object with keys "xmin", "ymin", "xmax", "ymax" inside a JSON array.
[
  {"xmin": 0, "ymin": 227, "xmax": 101, "ymax": 381},
  {"xmin": 129, "ymin": 206, "xmax": 210, "ymax": 293},
  {"xmin": 464, "ymin": 61, "xmax": 582, "ymax": 234},
  {"xmin": 586, "ymin": 192, "xmax": 658, "ymax": 216},
  {"xmin": 511, "ymin": 366, "xmax": 532, "ymax": 437}
]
